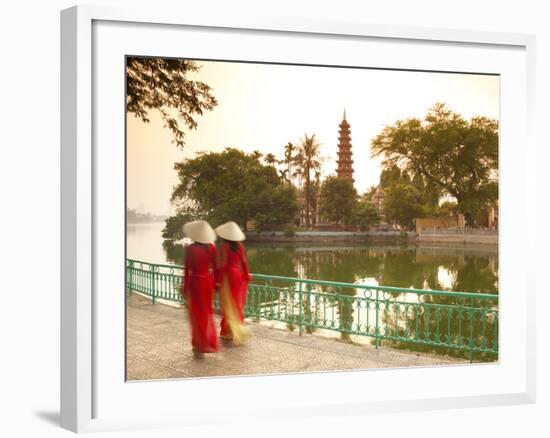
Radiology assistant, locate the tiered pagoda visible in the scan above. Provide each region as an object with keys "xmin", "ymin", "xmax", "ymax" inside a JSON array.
[{"xmin": 336, "ymin": 110, "xmax": 354, "ymax": 184}]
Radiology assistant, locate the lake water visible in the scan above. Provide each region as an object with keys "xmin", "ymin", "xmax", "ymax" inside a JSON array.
[{"xmin": 127, "ymin": 222, "xmax": 498, "ymax": 294}]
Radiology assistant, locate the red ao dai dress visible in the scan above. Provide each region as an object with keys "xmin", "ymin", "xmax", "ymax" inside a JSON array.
[
  {"xmin": 218, "ymin": 242, "xmax": 252, "ymax": 344},
  {"xmin": 182, "ymin": 243, "xmax": 220, "ymax": 353}
]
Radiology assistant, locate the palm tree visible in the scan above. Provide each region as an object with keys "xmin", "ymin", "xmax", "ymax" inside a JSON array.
[
  {"xmin": 283, "ymin": 142, "xmax": 295, "ymax": 187},
  {"xmin": 250, "ymin": 150, "xmax": 263, "ymax": 161},
  {"xmin": 291, "ymin": 165, "xmax": 304, "ymax": 223},
  {"xmin": 264, "ymin": 153, "xmax": 278, "ymax": 167},
  {"xmin": 278, "ymin": 168, "xmax": 289, "ymax": 182},
  {"xmin": 294, "ymin": 134, "xmax": 322, "ymax": 227}
]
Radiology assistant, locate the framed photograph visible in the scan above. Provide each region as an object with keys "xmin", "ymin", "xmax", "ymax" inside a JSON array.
[{"xmin": 61, "ymin": 5, "xmax": 536, "ymax": 433}]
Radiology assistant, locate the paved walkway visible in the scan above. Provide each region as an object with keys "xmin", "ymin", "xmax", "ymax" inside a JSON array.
[{"xmin": 126, "ymin": 293, "xmax": 467, "ymax": 381}]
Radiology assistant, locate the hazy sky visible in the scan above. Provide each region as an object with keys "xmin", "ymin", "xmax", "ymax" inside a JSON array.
[{"xmin": 127, "ymin": 60, "xmax": 499, "ymax": 215}]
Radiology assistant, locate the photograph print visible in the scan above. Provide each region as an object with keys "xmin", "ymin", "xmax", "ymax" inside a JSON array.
[{"xmin": 125, "ymin": 56, "xmax": 499, "ymax": 381}]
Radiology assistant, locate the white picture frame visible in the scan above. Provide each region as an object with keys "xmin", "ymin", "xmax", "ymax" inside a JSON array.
[{"xmin": 60, "ymin": 4, "xmax": 536, "ymax": 433}]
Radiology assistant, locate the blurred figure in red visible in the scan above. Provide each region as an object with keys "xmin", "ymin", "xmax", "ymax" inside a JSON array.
[
  {"xmin": 181, "ymin": 220, "xmax": 219, "ymax": 355},
  {"xmin": 215, "ymin": 221, "xmax": 252, "ymax": 345}
]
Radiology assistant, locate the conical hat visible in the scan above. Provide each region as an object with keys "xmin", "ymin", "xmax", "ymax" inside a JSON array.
[
  {"xmin": 215, "ymin": 221, "xmax": 246, "ymax": 242},
  {"xmin": 183, "ymin": 220, "xmax": 216, "ymax": 244}
]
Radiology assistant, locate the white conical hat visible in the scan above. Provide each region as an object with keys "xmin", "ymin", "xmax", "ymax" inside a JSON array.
[
  {"xmin": 183, "ymin": 220, "xmax": 216, "ymax": 244},
  {"xmin": 215, "ymin": 221, "xmax": 246, "ymax": 242}
]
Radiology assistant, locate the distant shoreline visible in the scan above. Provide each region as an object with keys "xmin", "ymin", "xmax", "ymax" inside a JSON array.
[
  {"xmin": 246, "ymin": 230, "xmax": 498, "ymax": 245},
  {"xmin": 246, "ymin": 231, "xmax": 411, "ymax": 243}
]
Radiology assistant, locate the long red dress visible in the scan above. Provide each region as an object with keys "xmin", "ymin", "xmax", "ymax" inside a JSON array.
[
  {"xmin": 218, "ymin": 242, "xmax": 252, "ymax": 342},
  {"xmin": 182, "ymin": 243, "xmax": 219, "ymax": 353}
]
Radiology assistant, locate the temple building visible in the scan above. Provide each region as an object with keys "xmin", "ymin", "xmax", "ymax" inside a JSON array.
[
  {"xmin": 336, "ymin": 110, "xmax": 354, "ymax": 184},
  {"xmin": 313, "ymin": 112, "xmax": 358, "ymax": 230}
]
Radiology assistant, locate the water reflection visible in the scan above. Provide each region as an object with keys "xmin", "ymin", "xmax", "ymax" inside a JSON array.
[{"xmin": 243, "ymin": 243, "xmax": 498, "ymax": 294}]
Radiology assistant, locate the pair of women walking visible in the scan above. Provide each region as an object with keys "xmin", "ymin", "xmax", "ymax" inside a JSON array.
[{"xmin": 181, "ymin": 220, "xmax": 251, "ymax": 354}]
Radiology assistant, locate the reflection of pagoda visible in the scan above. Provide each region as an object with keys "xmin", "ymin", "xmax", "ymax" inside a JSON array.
[{"xmin": 337, "ymin": 110, "xmax": 354, "ymax": 184}]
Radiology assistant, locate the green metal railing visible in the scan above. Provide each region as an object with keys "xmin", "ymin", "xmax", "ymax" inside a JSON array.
[{"xmin": 126, "ymin": 259, "xmax": 499, "ymax": 360}]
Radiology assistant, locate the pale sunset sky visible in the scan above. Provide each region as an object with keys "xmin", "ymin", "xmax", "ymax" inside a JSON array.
[{"xmin": 127, "ymin": 60, "xmax": 499, "ymax": 215}]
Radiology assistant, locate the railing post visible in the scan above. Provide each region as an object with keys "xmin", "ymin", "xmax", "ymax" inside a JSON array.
[
  {"xmin": 375, "ymin": 289, "xmax": 380, "ymax": 349},
  {"xmin": 298, "ymin": 281, "xmax": 303, "ymax": 336},
  {"xmin": 268, "ymin": 279, "xmax": 274, "ymax": 320},
  {"xmin": 306, "ymin": 284, "xmax": 311, "ymax": 333},
  {"xmin": 127, "ymin": 260, "xmax": 133, "ymax": 295},
  {"xmin": 151, "ymin": 265, "xmax": 157, "ymax": 304},
  {"xmin": 468, "ymin": 308, "xmax": 475, "ymax": 363}
]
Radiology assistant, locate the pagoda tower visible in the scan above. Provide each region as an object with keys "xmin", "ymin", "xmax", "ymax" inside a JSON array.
[{"xmin": 336, "ymin": 110, "xmax": 354, "ymax": 184}]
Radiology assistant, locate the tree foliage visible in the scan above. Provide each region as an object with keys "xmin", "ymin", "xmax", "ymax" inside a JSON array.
[
  {"xmin": 169, "ymin": 148, "xmax": 298, "ymax": 232},
  {"xmin": 380, "ymin": 164, "xmax": 409, "ymax": 188},
  {"xmin": 126, "ymin": 57, "xmax": 218, "ymax": 147},
  {"xmin": 351, "ymin": 201, "xmax": 380, "ymax": 231},
  {"xmin": 371, "ymin": 103, "xmax": 498, "ymax": 223},
  {"xmin": 294, "ymin": 134, "xmax": 322, "ymax": 227},
  {"xmin": 362, "ymin": 186, "xmax": 378, "ymax": 203},
  {"xmin": 253, "ymin": 185, "xmax": 299, "ymax": 231},
  {"xmin": 319, "ymin": 176, "xmax": 357, "ymax": 224},
  {"xmin": 383, "ymin": 184, "xmax": 425, "ymax": 229},
  {"xmin": 438, "ymin": 201, "xmax": 460, "ymax": 216},
  {"xmin": 282, "ymin": 142, "xmax": 295, "ymax": 186},
  {"xmin": 264, "ymin": 153, "xmax": 278, "ymax": 167},
  {"xmin": 161, "ymin": 213, "xmax": 194, "ymax": 240}
]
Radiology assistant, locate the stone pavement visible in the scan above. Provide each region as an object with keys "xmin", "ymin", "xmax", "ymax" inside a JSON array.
[{"xmin": 126, "ymin": 293, "xmax": 467, "ymax": 381}]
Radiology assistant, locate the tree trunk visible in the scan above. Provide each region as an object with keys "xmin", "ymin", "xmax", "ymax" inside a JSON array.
[
  {"xmin": 305, "ymin": 173, "xmax": 311, "ymax": 227},
  {"xmin": 287, "ymin": 161, "xmax": 292, "ymax": 188}
]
